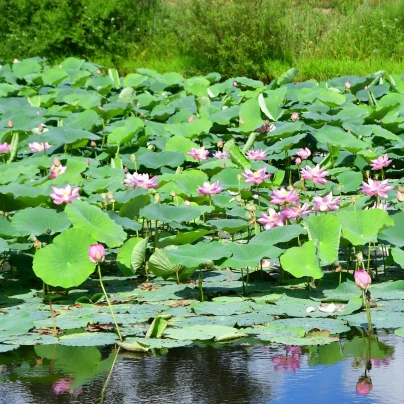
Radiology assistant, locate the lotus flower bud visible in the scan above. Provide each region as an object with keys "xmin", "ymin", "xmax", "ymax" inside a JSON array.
[
  {"xmin": 354, "ymin": 269, "xmax": 371, "ymax": 290},
  {"xmin": 130, "ymin": 154, "xmax": 136, "ymax": 163},
  {"xmin": 88, "ymin": 244, "xmax": 105, "ymax": 264},
  {"xmin": 233, "ymin": 81, "xmax": 238, "ymax": 87},
  {"xmin": 296, "ymin": 157, "xmax": 302, "ymax": 165},
  {"xmin": 85, "ymin": 159, "xmax": 90, "ymax": 165},
  {"xmin": 188, "ymin": 115, "xmax": 195, "ymax": 123},
  {"xmin": 217, "ymin": 140, "xmax": 223, "ymax": 148},
  {"xmin": 345, "ymin": 81, "xmax": 351, "ymax": 89},
  {"xmin": 90, "ymin": 141, "xmax": 96, "ymax": 148},
  {"xmin": 356, "ymin": 376, "xmax": 372, "ymax": 396},
  {"xmin": 7, "ymin": 120, "xmax": 13, "ymax": 128},
  {"xmin": 124, "ymin": 166, "xmax": 129, "ymax": 173},
  {"xmin": 291, "ymin": 112, "xmax": 299, "ymax": 122},
  {"xmin": 239, "ymin": 119, "xmax": 244, "ymax": 125},
  {"xmin": 53, "ymin": 157, "xmax": 61, "ymax": 167},
  {"xmin": 397, "ymin": 185, "xmax": 404, "ymax": 202},
  {"xmin": 184, "ymin": 200, "xmax": 191, "ymax": 206}
]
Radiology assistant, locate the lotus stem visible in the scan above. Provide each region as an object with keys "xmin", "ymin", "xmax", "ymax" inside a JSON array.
[
  {"xmin": 176, "ymin": 270, "xmax": 180, "ymax": 285},
  {"xmin": 245, "ymin": 267, "xmax": 249, "ymax": 295},
  {"xmin": 198, "ymin": 268, "xmax": 204, "ymax": 302},
  {"xmin": 100, "ymin": 346, "xmax": 120, "ymax": 404},
  {"xmin": 241, "ymin": 268, "xmax": 246, "ymax": 295},
  {"xmin": 97, "ymin": 264, "xmax": 122, "ymax": 341},
  {"xmin": 365, "ymin": 291, "xmax": 372, "ymax": 335},
  {"xmin": 49, "ymin": 299, "xmax": 58, "ymax": 336}
]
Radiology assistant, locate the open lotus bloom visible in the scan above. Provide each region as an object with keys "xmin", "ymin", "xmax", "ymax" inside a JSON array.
[
  {"xmin": 370, "ymin": 154, "xmax": 392, "ymax": 170},
  {"xmin": 197, "ymin": 180, "xmax": 223, "ymax": 196},
  {"xmin": 213, "ymin": 150, "xmax": 229, "ymax": 159},
  {"xmin": 29, "ymin": 142, "xmax": 51, "ymax": 152},
  {"xmin": 241, "ymin": 167, "xmax": 271, "ymax": 185},
  {"xmin": 0, "ymin": 142, "xmax": 10, "ymax": 154},
  {"xmin": 257, "ymin": 208, "xmax": 284, "ymax": 229},
  {"xmin": 187, "ymin": 146, "xmax": 210, "ymax": 160},
  {"xmin": 49, "ymin": 184, "xmax": 80, "ymax": 205},
  {"xmin": 245, "ymin": 149, "xmax": 267, "ymax": 161},
  {"xmin": 312, "ymin": 192, "xmax": 340, "ymax": 211},
  {"xmin": 270, "ymin": 187, "xmax": 300, "ymax": 205},
  {"xmin": 300, "ymin": 164, "xmax": 328, "ymax": 185},
  {"xmin": 124, "ymin": 172, "xmax": 159, "ymax": 189},
  {"xmin": 297, "ymin": 147, "xmax": 311, "ymax": 160},
  {"xmin": 361, "ymin": 178, "xmax": 394, "ymax": 199}
]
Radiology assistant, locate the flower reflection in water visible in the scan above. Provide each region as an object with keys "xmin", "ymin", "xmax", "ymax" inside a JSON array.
[
  {"xmin": 53, "ymin": 378, "xmax": 83, "ymax": 396},
  {"xmin": 272, "ymin": 346, "xmax": 302, "ymax": 373}
]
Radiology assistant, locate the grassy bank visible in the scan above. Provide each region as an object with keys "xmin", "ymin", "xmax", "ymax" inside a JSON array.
[{"xmin": 1, "ymin": 0, "xmax": 404, "ymax": 81}]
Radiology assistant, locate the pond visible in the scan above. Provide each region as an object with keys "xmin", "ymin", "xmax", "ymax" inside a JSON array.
[{"xmin": 0, "ymin": 329, "xmax": 401, "ymax": 403}]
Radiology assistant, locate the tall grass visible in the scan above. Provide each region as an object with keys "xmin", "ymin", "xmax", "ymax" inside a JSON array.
[{"xmin": 1, "ymin": 0, "xmax": 404, "ymax": 80}]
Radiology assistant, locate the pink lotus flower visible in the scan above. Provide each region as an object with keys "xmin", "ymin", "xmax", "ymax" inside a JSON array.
[
  {"xmin": 295, "ymin": 157, "xmax": 302, "ymax": 165},
  {"xmin": 49, "ymin": 157, "xmax": 67, "ymax": 179},
  {"xmin": 29, "ymin": 142, "xmax": 51, "ymax": 152},
  {"xmin": 291, "ymin": 112, "xmax": 299, "ymax": 122},
  {"xmin": 246, "ymin": 149, "xmax": 267, "ymax": 161},
  {"xmin": 356, "ymin": 376, "xmax": 372, "ymax": 396},
  {"xmin": 7, "ymin": 120, "xmax": 13, "ymax": 128},
  {"xmin": 53, "ymin": 378, "xmax": 83, "ymax": 396},
  {"xmin": 370, "ymin": 154, "xmax": 392, "ymax": 170},
  {"xmin": 313, "ymin": 192, "xmax": 340, "ymax": 211},
  {"xmin": 13, "ymin": 58, "xmax": 19, "ymax": 64},
  {"xmin": 257, "ymin": 121, "xmax": 276, "ymax": 133},
  {"xmin": 213, "ymin": 150, "xmax": 229, "ymax": 159},
  {"xmin": 285, "ymin": 345, "xmax": 302, "ymax": 356},
  {"xmin": 88, "ymin": 244, "xmax": 105, "ymax": 264},
  {"xmin": 270, "ymin": 187, "xmax": 300, "ymax": 205},
  {"xmin": 0, "ymin": 142, "xmax": 10, "ymax": 154},
  {"xmin": 297, "ymin": 147, "xmax": 311, "ymax": 160},
  {"xmin": 345, "ymin": 81, "xmax": 351, "ymax": 89},
  {"xmin": 241, "ymin": 167, "xmax": 271, "ymax": 185},
  {"xmin": 281, "ymin": 202, "xmax": 310, "ymax": 220},
  {"xmin": 187, "ymin": 147, "xmax": 209, "ymax": 161},
  {"xmin": 50, "ymin": 184, "xmax": 80, "ymax": 205},
  {"xmin": 124, "ymin": 172, "xmax": 159, "ymax": 189},
  {"xmin": 361, "ymin": 178, "xmax": 394, "ymax": 199},
  {"xmin": 300, "ymin": 164, "xmax": 329, "ymax": 185},
  {"xmin": 257, "ymin": 208, "xmax": 284, "ymax": 229},
  {"xmin": 354, "ymin": 270, "xmax": 371, "ymax": 290},
  {"xmin": 197, "ymin": 180, "xmax": 223, "ymax": 196},
  {"xmin": 371, "ymin": 202, "xmax": 388, "ymax": 211}
]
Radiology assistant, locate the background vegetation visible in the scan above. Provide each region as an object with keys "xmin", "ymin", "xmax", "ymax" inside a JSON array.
[{"xmin": 1, "ymin": 0, "xmax": 404, "ymax": 81}]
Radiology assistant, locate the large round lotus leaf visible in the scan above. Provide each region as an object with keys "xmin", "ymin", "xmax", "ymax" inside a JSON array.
[
  {"xmin": 165, "ymin": 241, "xmax": 231, "ymax": 267},
  {"xmin": 336, "ymin": 208, "xmax": 394, "ymax": 246},
  {"xmin": 220, "ymin": 243, "xmax": 283, "ymax": 269},
  {"xmin": 65, "ymin": 199, "xmax": 126, "ymax": 247},
  {"xmin": 12, "ymin": 207, "xmax": 71, "ymax": 236},
  {"xmin": 190, "ymin": 301, "xmax": 252, "ymax": 316},
  {"xmin": 251, "ymin": 224, "xmax": 307, "ymax": 245},
  {"xmin": 0, "ymin": 344, "xmax": 19, "ymax": 353},
  {"xmin": 139, "ymin": 204, "xmax": 202, "ymax": 224},
  {"xmin": 306, "ymin": 215, "xmax": 341, "ymax": 265},
  {"xmin": 274, "ymin": 318, "xmax": 350, "ymax": 335},
  {"xmin": 379, "ymin": 211, "xmax": 404, "ymax": 247},
  {"xmin": 0, "ymin": 237, "xmax": 8, "ymax": 253},
  {"xmin": 164, "ymin": 324, "xmax": 243, "ymax": 341},
  {"xmin": 0, "ymin": 310, "xmax": 34, "ymax": 335},
  {"xmin": 59, "ymin": 332, "xmax": 119, "ymax": 346},
  {"xmin": 169, "ymin": 315, "xmax": 237, "ymax": 328},
  {"xmin": 116, "ymin": 237, "xmax": 146, "ymax": 276},
  {"xmin": 271, "ymin": 329, "xmax": 339, "ymax": 346},
  {"xmin": 280, "ymin": 240, "xmax": 324, "ymax": 279},
  {"xmin": 42, "ymin": 127, "xmax": 99, "ymax": 144},
  {"xmin": 33, "ymin": 228, "xmax": 97, "ymax": 288}
]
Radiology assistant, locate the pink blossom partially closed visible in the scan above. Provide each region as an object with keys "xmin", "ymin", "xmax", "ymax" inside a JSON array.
[
  {"xmin": 246, "ymin": 149, "xmax": 267, "ymax": 161},
  {"xmin": 354, "ymin": 269, "xmax": 371, "ymax": 290},
  {"xmin": 291, "ymin": 112, "xmax": 299, "ymax": 122},
  {"xmin": 257, "ymin": 208, "xmax": 284, "ymax": 229},
  {"xmin": 49, "ymin": 157, "xmax": 67, "ymax": 180},
  {"xmin": 313, "ymin": 192, "xmax": 340, "ymax": 211},
  {"xmin": 281, "ymin": 202, "xmax": 310, "ymax": 220},
  {"xmin": 197, "ymin": 180, "xmax": 223, "ymax": 196},
  {"xmin": 124, "ymin": 172, "xmax": 159, "ymax": 189},
  {"xmin": 187, "ymin": 147, "xmax": 210, "ymax": 161},
  {"xmin": 270, "ymin": 187, "xmax": 300, "ymax": 205},
  {"xmin": 213, "ymin": 150, "xmax": 229, "ymax": 159},
  {"xmin": 356, "ymin": 376, "xmax": 372, "ymax": 396},
  {"xmin": 361, "ymin": 178, "xmax": 394, "ymax": 199},
  {"xmin": 370, "ymin": 154, "xmax": 392, "ymax": 170},
  {"xmin": 297, "ymin": 147, "xmax": 311, "ymax": 160},
  {"xmin": 0, "ymin": 142, "xmax": 10, "ymax": 154},
  {"xmin": 50, "ymin": 184, "xmax": 80, "ymax": 205},
  {"xmin": 29, "ymin": 142, "xmax": 51, "ymax": 152},
  {"xmin": 241, "ymin": 167, "xmax": 271, "ymax": 185},
  {"xmin": 88, "ymin": 244, "xmax": 105, "ymax": 264},
  {"xmin": 300, "ymin": 164, "xmax": 329, "ymax": 185},
  {"xmin": 345, "ymin": 81, "xmax": 351, "ymax": 89}
]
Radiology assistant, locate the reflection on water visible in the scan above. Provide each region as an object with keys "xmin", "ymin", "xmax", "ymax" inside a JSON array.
[{"xmin": 0, "ymin": 330, "xmax": 402, "ymax": 404}]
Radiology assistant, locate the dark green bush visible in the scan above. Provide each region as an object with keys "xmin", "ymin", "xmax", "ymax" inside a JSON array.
[{"xmin": 0, "ymin": 0, "xmax": 161, "ymax": 64}]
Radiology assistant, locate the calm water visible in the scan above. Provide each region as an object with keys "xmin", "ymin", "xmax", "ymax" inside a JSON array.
[{"xmin": 0, "ymin": 330, "xmax": 401, "ymax": 404}]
